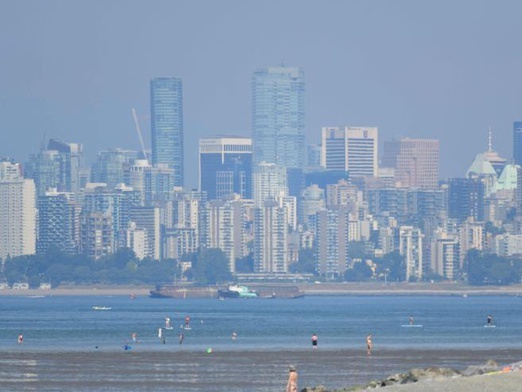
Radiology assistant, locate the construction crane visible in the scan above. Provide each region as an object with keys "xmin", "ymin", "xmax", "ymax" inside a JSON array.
[{"xmin": 132, "ymin": 108, "xmax": 148, "ymax": 162}]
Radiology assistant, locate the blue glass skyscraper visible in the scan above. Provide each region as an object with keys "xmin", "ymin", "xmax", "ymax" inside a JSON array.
[
  {"xmin": 252, "ymin": 67, "xmax": 305, "ymax": 169},
  {"xmin": 150, "ymin": 77, "xmax": 184, "ymax": 187}
]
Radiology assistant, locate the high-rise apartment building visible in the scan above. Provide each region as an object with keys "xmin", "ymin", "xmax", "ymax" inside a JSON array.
[
  {"xmin": 315, "ymin": 206, "xmax": 350, "ymax": 279},
  {"xmin": 514, "ymin": 121, "xmax": 522, "ymax": 166},
  {"xmin": 130, "ymin": 206, "xmax": 161, "ymax": 260},
  {"xmin": 253, "ymin": 199, "xmax": 288, "ymax": 273},
  {"xmin": 151, "ymin": 77, "xmax": 184, "ymax": 187},
  {"xmin": 321, "ymin": 126, "xmax": 378, "ymax": 177},
  {"xmin": 382, "ymin": 138, "xmax": 439, "ymax": 189},
  {"xmin": 199, "ymin": 137, "xmax": 252, "ymax": 201},
  {"xmin": 253, "ymin": 162, "xmax": 287, "ymax": 206},
  {"xmin": 0, "ymin": 161, "xmax": 36, "ymax": 260},
  {"xmin": 37, "ymin": 190, "xmax": 79, "ymax": 255},
  {"xmin": 252, "ymin": 66, "xmax": 305, "ymax": 168},
  {"xmin": 399, "ymin": 226, "xmax": 423, "ymax": 281}
]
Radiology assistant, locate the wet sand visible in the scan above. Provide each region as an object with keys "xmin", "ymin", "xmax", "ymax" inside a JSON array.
[{"xmin": 2, "ymin": 348, "xmax": 522, "ymax": 391}]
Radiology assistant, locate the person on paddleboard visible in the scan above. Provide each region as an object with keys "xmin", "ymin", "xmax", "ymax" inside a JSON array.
[{"xmin": 487, "ymin": 314, "xmax": 493, "ymax": 325}]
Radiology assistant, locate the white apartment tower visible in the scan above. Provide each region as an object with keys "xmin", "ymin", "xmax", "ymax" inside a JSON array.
[
  {"xmin": 399, "ymin": 226, "xmax": 423, "ymax": 281},
  {"xmin": 0, "ymin": 161, "xmax": 36, "ymax": 260},
  {"xmin": 321, "ymin": 126, "xmax": 378, "ymax": 177},
  {"xmin": 253, "ymin": 162, "xmax": 287, "ymax": 206},
  {"xmin": 254, "ymin": 199, "xmax": 288, "ymax": 273}
]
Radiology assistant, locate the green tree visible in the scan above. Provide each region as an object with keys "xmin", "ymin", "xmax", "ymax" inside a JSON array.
[
  {"xmin": 344, "ymin": 261, "xmax": 373, "ymax": 281},
  {"xmin": 289, "ymin": 248, "xmax": 317, "ymax": 274},
  {"xmin": 235, "ymin": 253, "xmax": 254, "ymax": 273},
  {"xmin": 194, "ymin": 248, "xmax": 232, "ymax": 284}
]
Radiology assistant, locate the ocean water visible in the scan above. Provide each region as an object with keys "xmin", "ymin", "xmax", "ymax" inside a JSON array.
[
  {"xmin": 2, "ymin": 295, "xmax": 522, "ymax": 391},
  {"xmin": 1, "ymin": 294, "xmax": 521, "ymax": 352}
]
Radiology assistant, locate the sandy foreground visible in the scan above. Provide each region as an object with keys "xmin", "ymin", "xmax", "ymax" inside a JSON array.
[
  {"xmin": 379, "ymin": 371, "xmax": 522, "ymax": 392},
  {"xmin": 1, "ymin": 348, "xmax": 522, "ymax": 391}
]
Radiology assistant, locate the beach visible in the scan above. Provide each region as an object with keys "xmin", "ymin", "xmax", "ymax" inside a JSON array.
[{"xmin": 2, "ymin": 348, "xmax": 522, "ymax": 391}]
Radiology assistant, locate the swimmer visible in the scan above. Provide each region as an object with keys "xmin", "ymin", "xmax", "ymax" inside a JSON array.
[
  {"xmin": 18, "ymin": 334, "xmax": 23, "ymax": 344},
  {"xmin": 232, "ymin": 331, "xmax": 237, "ymax": 341},
  {"xmin": 311, "ymin": 333, "xmax": 318, "ymax": 349},
  {"xmin": 132, "ymin": 332, "xmax": 137, "ymax": 343}
]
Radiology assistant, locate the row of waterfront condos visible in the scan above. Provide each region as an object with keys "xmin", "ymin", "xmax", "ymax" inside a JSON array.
[{"xmin": 2, "ymin": 66, "xmax": 522, "ymax": 281}]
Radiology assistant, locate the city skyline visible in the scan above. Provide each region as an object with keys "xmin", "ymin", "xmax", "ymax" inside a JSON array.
[{"xmin": 2, "ymin": 1, "xmax": 522, "ymax": 188}]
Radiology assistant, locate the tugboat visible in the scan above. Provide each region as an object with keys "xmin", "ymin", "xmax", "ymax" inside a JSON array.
[{"xmin": 218, "ymin": 284, "xmax": 258, "ymax": 299}]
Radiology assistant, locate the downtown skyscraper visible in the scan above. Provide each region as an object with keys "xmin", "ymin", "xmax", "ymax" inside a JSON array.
[
  {"xmin": 252, "ymin": 66, "xmax": 305, "ymax": 169},
  {"xmin": 150, "ymin": 77, "xmax": 184, "ymax": 187}
]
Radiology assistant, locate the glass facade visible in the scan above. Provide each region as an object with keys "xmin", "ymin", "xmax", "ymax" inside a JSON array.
[
  {"xmin": 252, "ymin": 67, "xmax": 305, "ymax": 169},
  {"xmin": 150, "ymin": 77, "xmax": 184, "ymax": 187}
]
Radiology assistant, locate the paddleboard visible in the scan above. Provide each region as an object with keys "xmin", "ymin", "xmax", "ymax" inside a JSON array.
[
  {"xmin": 484, "ymin": 325, "xmax": 496, "ymax": 328},
  {"xmin": 184, "ymin": 327, "xmax": 192, "ymax": 330},
  {"xmin": 401, "ymin": 324, "xmax": 423, "ymax": 328}
]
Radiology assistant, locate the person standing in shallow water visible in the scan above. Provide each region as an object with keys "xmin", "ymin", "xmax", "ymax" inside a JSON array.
[
  {"xmin": 286, "ymin": 365, "xmax": 298, "ymax": 392},
  {"xmin": 311, "ymin": 333, "xmax": 318, "ymax": 349},
  {"xmin": 366, "ymin": 333, "xmax": 373, "ymax": 356}
]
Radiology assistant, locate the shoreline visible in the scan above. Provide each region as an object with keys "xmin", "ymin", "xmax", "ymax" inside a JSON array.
[
  {"xmin": 2, "ymin": 348, "xmax": 522, "ymax": 391},
  {"xmin": 1, "ymin": 282, "xmax": 522, "ymax": 297}
]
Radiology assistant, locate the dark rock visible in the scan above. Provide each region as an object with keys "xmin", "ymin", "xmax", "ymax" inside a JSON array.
[
  {"xmin": 301, "ymin": 386, "xmax": 329, "ymax": 392},
  {"xmin": 463, "ymin": 360, "xmax": 499, "ymax": 376}
]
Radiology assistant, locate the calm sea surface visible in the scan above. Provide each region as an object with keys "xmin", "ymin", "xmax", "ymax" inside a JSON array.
[
  {"xmin": 1, "ymin": 295, "xmax": 521, "ymax": 351},
  {"xmin": 2, "ymin": 295, "xmax": 522, "ymax": 391}
]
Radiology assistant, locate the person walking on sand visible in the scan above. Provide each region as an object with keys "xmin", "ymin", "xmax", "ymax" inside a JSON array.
[
  {"xmin": 311, "ymin": 333, "xmax": 318, "ymax": 349},
  {"xmin": 286, "ymin": 365, "xmax": 298, "ymax": 392},
  {"xmin": 366, "ymin": 333, "xmax": 373, "ymax": 356}
]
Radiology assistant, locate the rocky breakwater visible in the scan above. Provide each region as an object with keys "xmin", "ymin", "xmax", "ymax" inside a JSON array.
[{"xmin": 302, "ymin": 360, "xmax": 522, "ymax": 392}]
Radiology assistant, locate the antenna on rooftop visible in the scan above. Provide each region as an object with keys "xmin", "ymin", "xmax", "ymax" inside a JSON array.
[{"xmin": 132, "ymin": 108, "xmax": 148, "ymax": 161}]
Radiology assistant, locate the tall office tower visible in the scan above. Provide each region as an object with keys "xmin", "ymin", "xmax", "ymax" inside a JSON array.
[
  {"xmin": 26, "ymin": 139, "xmax": 84, "ymax": 195},
  {"xmin": 37, "ymin": 190, "xmax": 79, "ymax": 255},
  {"xmin": 382, "ymin": 138, "xmax": 439, "ymax": 189},
  {"xmin": 514, "ymin": 121, "xmax": 522, "ymax": 165},
  {"xmin": 252, "ymin": 66, "xmax": 305, "ymax": 169},
  {"xmin": 399, "ymin": 226, "xmax": 423, "ymax": 281},
  {"xmin": 47, "ymin": 139, "xmax": 84, "ymax": 193},
  {"xmin": 130, "ymin": 206, "xmax": 161, "ymax": 260},
  {"xmin": 447, "ymin": 177, "xmax": 485, "ymax": 222},
  {"xmin": 91, "ymin": 148, "xmax": 139, "ymax": 189},
  {"xmin": 315, "ymin": 206, "xmax": 350, "ymax": 279},
  {"xmin": 80, "ymin": 212, "xmax": 113, "ymax": 259},
  {"xmin": 0, "ymin": 161, "xmax": 36, "ymax": 260},
  {"xmin": 431, "ymin": 230, "xmax": 459, "ymax": 280},
  {"xmin": 253, "ymin": 199, "xmax": 288, "ymax": 273},
  {"xmin": 321, "ymin": 126, "xmax": 378, "ymax": 177},
  {"xmin": 253, "ymin": 162, "xmax": 287, "ymax": 206},
  {"xmin": 199, "ymin": 136, "xmax": 252, "ymax": 201},
  {"xmin": 205, "ymin": 198, "xmax": 249, "ymax": 273},
  {"xmin": 151, "ymin": 77, "xmax": 184, "ymax": 187}
]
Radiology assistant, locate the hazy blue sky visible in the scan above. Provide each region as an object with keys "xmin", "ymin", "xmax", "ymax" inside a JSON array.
[{"xmin": 1, "ymin": 1, "xmax": 521, "ymax": 187}]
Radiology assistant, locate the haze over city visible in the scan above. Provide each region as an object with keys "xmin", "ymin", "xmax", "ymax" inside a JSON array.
[{"xmin": 2, "ymin": 0, "xmax": 522, "ymax": 187}]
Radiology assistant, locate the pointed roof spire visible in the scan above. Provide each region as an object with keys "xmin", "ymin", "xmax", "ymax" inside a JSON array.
[{"xmin": 488, "ymin": 126, "xmax": 493, "ymax": 152}]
